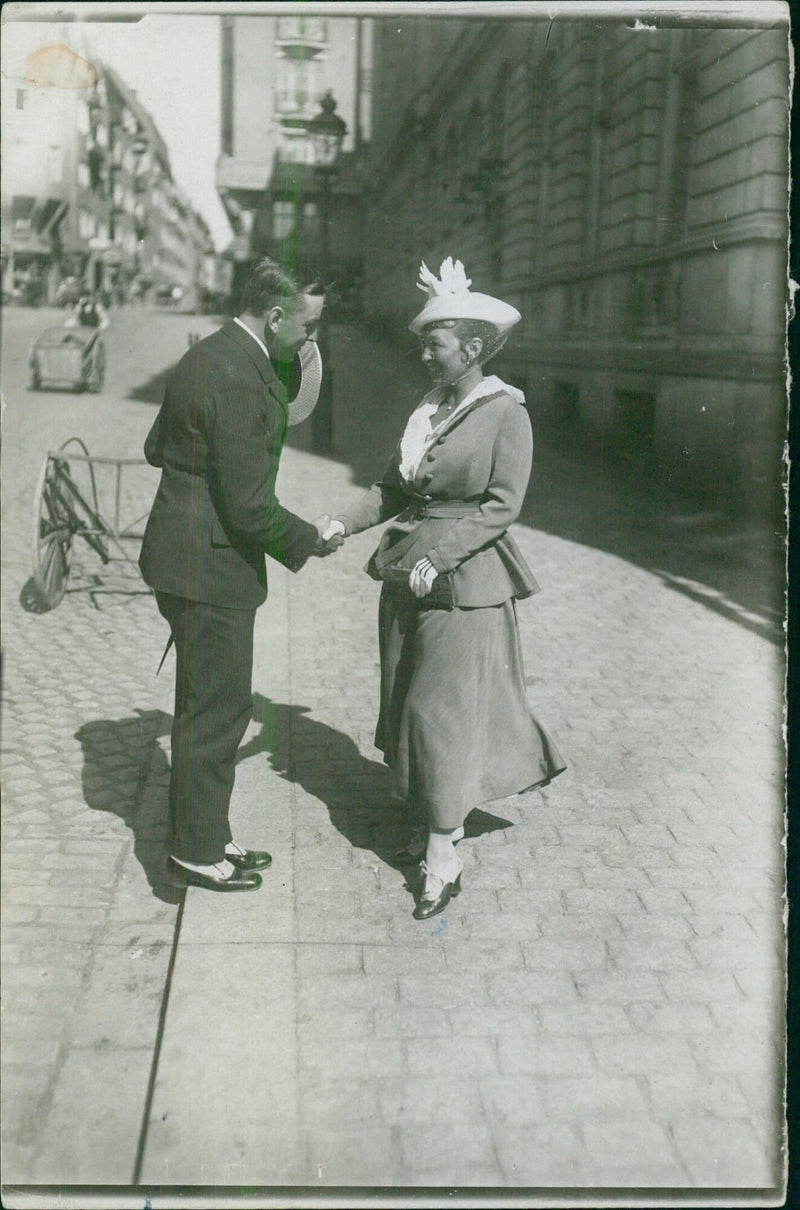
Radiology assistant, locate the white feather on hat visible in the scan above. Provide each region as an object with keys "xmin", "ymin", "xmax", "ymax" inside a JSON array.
[{"xmin": 408, "ymin": 257, "xmax": 521, "ymax": 336}]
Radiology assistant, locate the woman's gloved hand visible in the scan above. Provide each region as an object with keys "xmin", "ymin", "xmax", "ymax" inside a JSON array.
[{"xmin": 409, "ymin": 556, "xmax": 437, "ymax": 598}]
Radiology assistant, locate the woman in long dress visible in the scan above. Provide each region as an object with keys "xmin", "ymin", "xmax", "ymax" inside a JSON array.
[{"xmin": 324, "ymin": 258, "xmax": 565, "ymax": 919}]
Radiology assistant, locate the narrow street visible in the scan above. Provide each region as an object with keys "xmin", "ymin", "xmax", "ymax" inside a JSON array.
[{"xmin": 1, "ymin": 305, "xmax": 786, "ymax": 1194}]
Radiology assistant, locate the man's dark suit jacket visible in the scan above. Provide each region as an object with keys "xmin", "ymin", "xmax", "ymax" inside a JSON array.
[{"xmin": 139, "ymin": 319, "xmax": 319, "ymax": 608}]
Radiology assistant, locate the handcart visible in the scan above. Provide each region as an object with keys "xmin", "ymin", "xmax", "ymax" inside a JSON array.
[
  {"xmin": 31, "ymin": 438, "xmax": 150, "ymax": 609},
  {"xmin": 28, "ymin": 327, "xmax": 105, "ymax": 393}
]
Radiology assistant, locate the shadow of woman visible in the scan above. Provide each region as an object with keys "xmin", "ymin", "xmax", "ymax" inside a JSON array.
[
  {"xmin": 241, "ymin": 694, "xmax": 512, "ymax": 872},
  {"xmin": 75, "ymin": 708, "xmax": 183, "ymax": 905},
  {"xmin": 240, "ymin": 693, "xmax": 399, "ymax": 865}
]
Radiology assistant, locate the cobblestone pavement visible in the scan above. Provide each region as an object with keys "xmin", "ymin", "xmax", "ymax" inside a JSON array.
[{"xmin": 1, "ymin": 311, "xmax": 787, "ymax": 1200}]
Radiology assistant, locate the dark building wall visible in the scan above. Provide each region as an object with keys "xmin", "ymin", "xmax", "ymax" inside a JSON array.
[{"xmin": 363, "ymin": 15, "xmax": 788, "ymax": 520}]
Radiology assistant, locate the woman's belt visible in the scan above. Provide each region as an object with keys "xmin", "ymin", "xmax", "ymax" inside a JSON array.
[{"xmin": 398, "ymin": 499, "xmax": 477, "ymax": 520}]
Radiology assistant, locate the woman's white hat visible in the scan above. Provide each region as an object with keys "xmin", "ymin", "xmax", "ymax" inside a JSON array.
[{"xmin": 408, "ymin": 257, "xmax": 521, "ymax": 336}]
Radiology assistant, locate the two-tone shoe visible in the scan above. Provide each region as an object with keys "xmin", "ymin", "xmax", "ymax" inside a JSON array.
[
  {"xmin": 412, "ymin": 856, "xmax": 463, "ymax": 920},
  {"xmin": 225, "ymin": 845, "xmax": 272, "ymax": 871},
  {"xmin": 167, "ymin": 855, "xmax": 262, "ymax": 892}
]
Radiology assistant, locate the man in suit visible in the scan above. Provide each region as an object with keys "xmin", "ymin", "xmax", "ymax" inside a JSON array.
[{"xmin": 139, "ymin": 259, "xmax": 340, "ymax": 892}]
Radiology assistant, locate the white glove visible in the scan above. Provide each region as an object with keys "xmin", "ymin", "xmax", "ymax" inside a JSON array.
[
  {"xmin": 322, "ymin": 519, "xmax": 346, "ymax": 543},
  {"xmin": 409, "ymin": 556, "xmax": 437, "ymax": 598}
]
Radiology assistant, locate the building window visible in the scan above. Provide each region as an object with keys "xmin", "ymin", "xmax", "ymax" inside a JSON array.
[
  {"xmin": 277, "ymin": 16, "xmax": 327, "ymax": 42},
  {"xmin": 537, "ymin": 71, "xmax": 555, "ymax": 270},
  {"xmin": 78, "ymin": 208, "xmax": 96, "ymax": 239},
  {"xmin": 47, "ymin": 146, "xmax": 63, "ymax": 183},
  {"xmin": 655, "ymin": 31, "xmax": 699, "ymax": 243},
  {"xmin": 585, "ymin": 28, "xmax": 613, "ymax": 261},
  {"xmin": 302, "ymin": 201, "xmax": 319, "ymax": 237},
  {"xmin": 553, "ymin": 381, "xmax": 582, "ymax": 439},
  {"xmin": 488, "ymin": 65, "xmax": 510, "ymax": 288},
  {"xmin": 77, "ymin": 161, "xmax": 90, "ymax": 188},
  {"xmin": 16, "ymin": 89, "xmax": 25, "ymax": 110},
  {"xmin": 275, "ymin": 55, "xmax": 323, "ymax": 118},
  {"xmin": 272, "ymin": 200, "xmax": 295, "ymax": 239},
  {"xmin": 77, "ymin": 100, "xmax": 90, "ymax": 134},
  {"xmin": 613, "ymin": 389, "xmax": 656, "ymax": 461}
]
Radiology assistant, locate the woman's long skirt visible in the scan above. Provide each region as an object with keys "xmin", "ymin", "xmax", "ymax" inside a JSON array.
[{"xmin": 376, "ymin": 589, "xmax": 566, "ymax": 828}]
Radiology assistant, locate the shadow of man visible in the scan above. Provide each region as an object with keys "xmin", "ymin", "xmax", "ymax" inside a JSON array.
[
  {"xmin": 242, "ymin": 694, "xmax": 512, "ymax": 874},
  {"xmin": 75, "ymin": 708, "xmax": 182, "ymax": 905}
]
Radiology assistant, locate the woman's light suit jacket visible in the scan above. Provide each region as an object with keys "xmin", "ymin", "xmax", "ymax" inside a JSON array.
[{"xmin": 339, "ymin": 387, "xmax": 540, "ymax": 608}]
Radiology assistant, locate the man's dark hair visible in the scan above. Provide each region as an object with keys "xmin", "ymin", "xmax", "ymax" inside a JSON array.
[{"xmin": 241, "ymin": 258, "xmax": 326, "ymax": 317}]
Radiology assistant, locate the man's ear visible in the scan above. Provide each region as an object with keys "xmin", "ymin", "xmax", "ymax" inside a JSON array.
[{"xmin": 265, "ymin": 304, "xmax": 284, "ymax": 334}]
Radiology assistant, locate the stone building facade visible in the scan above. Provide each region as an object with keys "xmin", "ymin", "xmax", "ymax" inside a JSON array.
[
  {"xmin": 364, "ymin": 15, "xmax": 789, "ymax": 519},
  {"xmin": 1, "ymin": 49, "xmax": 212, "ymax": 310},
  {"xmin": 215, "ymin": 13, "xmax": 373, "ymax": 303}
]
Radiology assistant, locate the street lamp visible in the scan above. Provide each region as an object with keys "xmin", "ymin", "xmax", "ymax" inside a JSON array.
[{"xmin": 307, "ymin": 90, "xmax": 347, "ymax": 453}]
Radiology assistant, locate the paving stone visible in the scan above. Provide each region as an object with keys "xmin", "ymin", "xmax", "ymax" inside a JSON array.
[
  {"xmin": 305, "ymin": 1122, "xmax": 402, "ymax": 1185},
  {"xmin": 295, "ymin": 944, "xmax": 364, "ymax": 977},
  {"xmin": 496, "ymin": 1033, "xmax": 596, "ymax": 1077},
  {"xmin": 492, "ymin": 1122, "xmax": 594, "ymax": 1185},
  {"xmin": 591, "ymin": 1032, "xmax": 700, "ymax": 1076},
  {"xmin": 582, "ymin": 1117, "xmax": 678, "ymax": 1168},
  {"xmin": 669, "ymin": 1116, "xmax": 782, "ymax": 1186},
  {"xmin": 645, "ymin": 1071, "xmax": 752, "ymax": 1117},
  {"xmin": 398, "ymin": 1120, "xmax": 499, "ymax": 1184}
]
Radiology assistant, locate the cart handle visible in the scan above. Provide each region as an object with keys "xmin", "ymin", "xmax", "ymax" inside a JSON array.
[{"xmin": 47, "ymin": 453, "xmax": 147, "ymax": 466}]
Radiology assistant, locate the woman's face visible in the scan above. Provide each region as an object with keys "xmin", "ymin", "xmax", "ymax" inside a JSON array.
[{"xmin": 419, "ymin": 326, "xmax": 471, "ymax": 386}]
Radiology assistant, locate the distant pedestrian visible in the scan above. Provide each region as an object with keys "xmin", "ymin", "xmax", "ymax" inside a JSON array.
[
  {"xmin": 139, "ymin": 258, "xmax": 341, "ymax": 893},
  {"xmin": 65, "ymin": 293, "xmax": 110, "ymax": 334},
  {"xmin": 321, "ymin": 258, "xmax": 566, "ymax": 919}
]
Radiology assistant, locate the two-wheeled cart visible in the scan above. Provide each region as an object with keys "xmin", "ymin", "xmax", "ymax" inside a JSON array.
[{"xmin": 31, "ymin": 438, "xmax": 150, "ymax": 609}]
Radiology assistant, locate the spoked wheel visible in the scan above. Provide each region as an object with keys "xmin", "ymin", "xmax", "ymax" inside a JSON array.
[
  {"xmin": 87, "ymin": 340, "xmax": 105, "ymax": 393},
  {"xmin": 31, "ymin": 455, "xmax": 74, "ymax": 608}
]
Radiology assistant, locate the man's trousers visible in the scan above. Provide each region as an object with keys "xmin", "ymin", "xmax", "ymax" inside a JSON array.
[{"xmin": 156, "ymin": 591, "xmax": 256, "ymax": 865}]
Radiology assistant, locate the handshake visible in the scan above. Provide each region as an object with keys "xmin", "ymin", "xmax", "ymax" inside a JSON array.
[
  {"xmin": 310, "ymin": 514, "xmax": 438, "ymax": 598},
  {"xmin": 311, "ymin": 515, "xmax": 347, "ymax": 557}
]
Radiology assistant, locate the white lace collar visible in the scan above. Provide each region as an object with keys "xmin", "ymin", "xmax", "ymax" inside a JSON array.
[{"xmin": 398, "ymin": 375, "xmax": 525, "ymax": 483}]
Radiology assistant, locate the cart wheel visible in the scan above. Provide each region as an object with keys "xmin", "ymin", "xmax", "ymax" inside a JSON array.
[
  {"xmin": 31, "ymin": 455, "xmax": 73, "ymax": 608},
  {"xmin": 88, "ymin": 342, "xmax": 105, "ymax": 393},
  {"xmin": 92, "ymin": 341, "xmax": 105, "ymax": 392}
]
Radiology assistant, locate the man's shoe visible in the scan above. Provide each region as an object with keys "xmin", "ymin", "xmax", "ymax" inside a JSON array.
[
  {"xmin": 167, "ymin": 856, "xmax": 262, "ymax": 892},
  {"xmin": 225, "ymin": 846, "xmax": 272, "ymax": 871}
]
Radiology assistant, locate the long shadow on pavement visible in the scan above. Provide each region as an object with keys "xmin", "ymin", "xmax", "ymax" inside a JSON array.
[
  {"xmin": 75, "ymin": 709, "xmax": 182, "ymax": 905},
  {"xmin": 518, "ymin": 442, "xmax": 786, "ymax": 644},
  {"xmin": 242, "ymin": 693, "xmax": 512, "ymax": 867}
]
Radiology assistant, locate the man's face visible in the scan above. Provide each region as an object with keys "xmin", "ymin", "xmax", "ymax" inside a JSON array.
[{"xmin": 267, "ymin": 292, "xmax": 325, "ymax": 361}]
